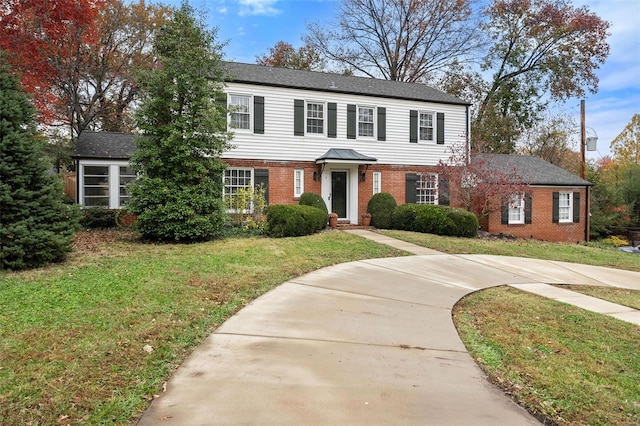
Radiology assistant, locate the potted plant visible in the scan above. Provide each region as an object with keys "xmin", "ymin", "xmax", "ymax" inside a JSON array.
[
  {"xmin": 361, "ymin": 212, "xmax": 371, "ymax": 227},
  {"xmin": 328, "ymin": 212, "xmax": 338, "ymax": 229}
]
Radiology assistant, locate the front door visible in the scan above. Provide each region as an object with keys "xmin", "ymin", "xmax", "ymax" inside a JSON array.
[{"xmin": 331, "ymin": 171, "xmax": 348, "ymax": 218}]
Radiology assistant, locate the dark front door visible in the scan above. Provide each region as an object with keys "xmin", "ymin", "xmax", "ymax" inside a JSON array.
[{"xmin": 331, "ymin": 171, "xmax": 347, "ymax": 218}]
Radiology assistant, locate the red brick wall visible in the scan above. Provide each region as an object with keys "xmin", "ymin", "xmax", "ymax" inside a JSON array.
[
  {"xmin": 484, "ymin": 186, "xmax": 590, "ymax": 243},
  {"xmin": 224, "ymin": 159, "xmax": 439, "ymax": 224}
]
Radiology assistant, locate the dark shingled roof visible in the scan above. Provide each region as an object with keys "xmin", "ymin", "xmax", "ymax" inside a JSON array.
[
  {"xmin": 73, "ymin": 131, "xmax": 136, "ymax": 159},
  {"xmin": 223, "ymin": 62, "xmax": 470, "ymax": 106},
  {"xmin": 474, "ymin": 154, "xmax": 592, "ymax": 186},
  {"xmin": 316, "ymin": 148, "xmax": 377, "ymax": 164}
]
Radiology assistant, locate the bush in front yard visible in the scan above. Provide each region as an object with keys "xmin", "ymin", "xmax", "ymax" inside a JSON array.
[
  {"xmin": 299, "ymin": 192, "xmax": 328, "ymax": 214},
  {"xmin": 414, "ymin": 204, "xmax": 455, "ymax": 235},
  {"xmin": 367, "ymin": 192, "xmax": 397, "ymax": 229},
  {"xmin": 392, "ymin": 203, "xmax": 421, "ymax": 231},
  {"xmin": 445, "ymin": 207, "xmax": 478, "ymax": 237},
  {"xmin": 266, "ymin": 204, "xmax": 327, "ymax": 237},
  {"xmin": 392, "ymin": 203, "xmax": 478, "ymax": 237},
  {"xmin": 80, "ymin": 209, "xmax": 118, "ymax": 229}
]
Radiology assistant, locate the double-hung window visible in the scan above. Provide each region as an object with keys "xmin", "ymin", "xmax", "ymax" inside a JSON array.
[
  {"xmin": 358, "ymin": 106, "xmax": 375, "ymax": 137},
  {"xmin": 229, "ymin": 95, "xmax": 251, "ymax": 130},
  {"xmin": 417, "ymin": 173, "xmax": 438, "ymax": 205},
  {"xmin": 419, "ymin": 112, "xmax": 434, "ymax": 141},
  {"xmin": 508, "ymin": 193, "xmax": 525, "ymax": 224},
  {"xmin": 224, "ymin": 168, "xmax": 253, "ymax": 212},
  {"xmin": 306, "ymin": 102, "xmax": 324, "ymax": 134},
  {"xmin": 558, "ymin": 192, "xmax": 572, "ymax": 223}
]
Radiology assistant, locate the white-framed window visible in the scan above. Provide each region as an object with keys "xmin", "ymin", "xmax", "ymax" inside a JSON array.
[
  {"xmin": 119, "ymin": 166, "xmax": 136, "ymax": 206},
  {"xmin": 419, "ymin": 112, "xmax": 434, "ymax": 141},
  {"xmin": 294, "ymin": 169, "xmax": 304, "ymax": 198},
  {"xmin": 79, "ymin": 161, "xmax": 132, "ymax": 209},
  {"xmin": 306, "ymin": 102, "xmax": 324, "ymax": 134},
  {"xmin": 559, "ymin": 191, "xmax": 572, "ymax": 223},
  {"xmin": 229, "ymin": 94, "xmax": 251, "ymax": 130},
  {"xmin": 83, "ymin": 165, "xmax": 110, "ymax": 208},
  {"xmin": 417, "ymin": 173, "xmax": 438, "ymax": 204},
  {"xmin": 358, "ymin": 106, "xmax": 375, "ymax": 137},
  {"xmin": 508, "ymin": 193, "xmax": 525, "ymax": 224},
  {"xmin": 224, "ymin": 168, "xmax": 253, "ymax": 212},
  {"xmin": 373, "ymin": 171, "xmax": 381, "ymax": 194}
]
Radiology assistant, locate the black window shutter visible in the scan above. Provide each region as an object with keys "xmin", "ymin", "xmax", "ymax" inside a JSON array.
[
  {"xmin": 552, "ymin": 192, "xmax": 560, "ymax": 223},
  {"xmin": 254, "ymin": 169, "xmax": 269, "ymax": 204},
  {"xmin": 405, "ymin": 173, "xmax": 418, "ymax": 203},
  {"xmin": 294, "ymin": 99, "xmax": 304, "ymax": 136},
  {"xmin": 328, "ymin": 102, "xmax": 337, "ymax": 138},
  {"xmin": 253, "ymin": 96, "xmax": 264, "ymax": 134},
  {"xmin": 573, "ymin": 192, "xmax": 580, "ymax": 223},
  {"xmin": 436, "ymin": 112, "xmax": 445, "ymax": 144},
  {"xmin": 438, "ymin": 178, "xmax": 450, "ymax": 206},
  {"xmin": 409, "ymin": 110, "xmax": 418, "ymax": 143},
  {"xmin": 217, "ymin": 94, "xmax": 228, "ymax": 130},
  {"xmin": 501, "ymin": 201, "xmax": 509, "ymax": 225},
  {"xmin": 347, "ymin": 104, "xmax": 356, "ymax": 139},
  {"xmin": 525, "ymin": 193, "xmax": 532, "ymax": 224},
  {"xmin": 377, "ymin": 107, "xmax": 386, "ymax": 141}
]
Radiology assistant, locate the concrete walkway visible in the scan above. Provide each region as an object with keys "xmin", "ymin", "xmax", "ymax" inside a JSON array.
[{"xmin": 138, "ymin": 230, "xmax": 640, "ymax": 425}]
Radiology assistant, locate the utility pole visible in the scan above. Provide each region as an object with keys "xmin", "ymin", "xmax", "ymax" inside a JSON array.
[{"xmin": 580, "ymin": 100, "xmax": 586, "ymax": 179}]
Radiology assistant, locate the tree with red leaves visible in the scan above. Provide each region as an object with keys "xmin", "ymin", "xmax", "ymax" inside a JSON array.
[
  {"xmin": 0, "ymin": 0, "xmax": 105, "ymax": 124},
  {"xmin": 437, "ymin": 141, "xmax": 530, "ymax": 222},
  {"xmin": 0, "ymin": 0, "xmax": 170, "ymax": 138}
]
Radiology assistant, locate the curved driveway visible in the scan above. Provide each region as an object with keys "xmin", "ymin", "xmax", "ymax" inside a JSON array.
[{"xmin": 138, "ymin": 230, "xmax": 640, "ymax": 425}]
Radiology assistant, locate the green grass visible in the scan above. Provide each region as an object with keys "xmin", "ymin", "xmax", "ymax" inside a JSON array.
[
  {"xmin": 454, "ymin": 287, "xmax": 640, "ymax": 425},
  {"xmin": 3, "ymin": 228, "xmax": 640, "ymax": 425},
  {"xmin": 380, "ymin": 229, "xmax": 640, "ymax": 272},
  {"xmin": 0, "ymin": 230, "xmax": 405, "ymax": 425},
  {"xmin": 381, "ymin": 230, "xmax": 640, "ymax": 425}
]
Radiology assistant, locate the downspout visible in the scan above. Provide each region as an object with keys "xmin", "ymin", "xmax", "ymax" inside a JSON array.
[
  {"xmin": 465, "ymin": 105, "xmax": 471, "ymax": 165},
  {"xmin": 584, "ymin": 185, "xmax": 590, "ymax": 242}
]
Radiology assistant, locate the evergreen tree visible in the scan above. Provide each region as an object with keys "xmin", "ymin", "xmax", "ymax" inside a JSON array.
[
  {"xmin": 126, "ymin": 3, "xmax": 231, "ymax": 242},
  {"xmin": 0, "ymin": 55, "xmax": 80, "ymax": 270}
]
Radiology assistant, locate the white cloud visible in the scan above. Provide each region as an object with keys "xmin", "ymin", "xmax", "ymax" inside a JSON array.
[
  {"xmin": 238, "ymin": 0, "xmax": 281, "ymax": 16},
  {"xmin": 218, "ymin": 7, "xmax": 228, "ymax": 14}
]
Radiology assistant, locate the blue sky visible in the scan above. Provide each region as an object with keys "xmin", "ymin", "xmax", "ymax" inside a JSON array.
[{"xmin": 157, "ymin": 0, "xmax": 639, "ymax": 160}]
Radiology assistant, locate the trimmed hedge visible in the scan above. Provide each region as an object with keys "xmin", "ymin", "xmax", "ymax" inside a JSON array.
[
  {"xmin": 367, "ymin": 192, "xmax": 397, "ymax": 229},
  {"xmin": 80, "ymin": 208, "xmax": 117, "ymax": 229},
  {"xmin": 299, "ymin": 192, "xmax": 328, "ymax": 214},
  {"xmin": 392, "ymin": 203, "xmax": 478, "ymax": 237},
  {"xmin": 266, "ymin": 204, "xmax": 327, "ymax": 238}
]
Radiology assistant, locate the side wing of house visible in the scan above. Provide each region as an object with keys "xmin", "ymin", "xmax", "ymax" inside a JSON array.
[
  {"xmin": 222, "ymin": 69, "xmax": 469, "ymax": 224},
  {"xmin": 73, "ymin": 132, "xmax": 136, "ymax": 209},
  {"xmin": 479, "ymin": 155, "xmax": 592, "ymax": 243}
]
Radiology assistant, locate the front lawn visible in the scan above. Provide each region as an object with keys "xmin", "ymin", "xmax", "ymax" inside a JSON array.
[
  {"xmin": 0, "ymin": 230, "xmax": 404, "ymax": 425},
  {"xmin": 382, "ymin": 229, "xmax": 640, "ymax": 425}
]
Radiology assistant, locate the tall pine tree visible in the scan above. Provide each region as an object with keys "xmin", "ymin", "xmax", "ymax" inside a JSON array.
[
  {"xmin": 0, "ymin": 55, "xmax": 80, "ymax": 270},
  {"xmin": 126, "ymin": 3, "xmax": 231, "ymax": 242}
]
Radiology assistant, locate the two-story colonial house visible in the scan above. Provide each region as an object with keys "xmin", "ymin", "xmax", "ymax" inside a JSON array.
[{"xmin": 220, "ymin": 62, "xmax": 469, "ymax": 224}]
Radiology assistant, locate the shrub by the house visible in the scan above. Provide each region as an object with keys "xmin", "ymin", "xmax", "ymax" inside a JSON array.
[
  {"xmin": 367, "ymin": 192, "xmax": 397, "ymax": 229},
  {"xmin": 266, "ymin": 205, "xmax": 327, "ymax": 237},
  {"xmin": 392, "ymin": 203, "xmax": 478, "ymax": 238},
  {"xmin": 299, "ymin": 192, "xmax": 328, "ymax": 214},
  {"xmin": 80, "ymin": 209, "xmax": 118, "ymax": 229}
]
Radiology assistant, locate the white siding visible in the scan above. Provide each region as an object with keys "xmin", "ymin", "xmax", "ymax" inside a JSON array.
[{"xmin": 223, "ymin": 83, "xmax": 467, "ymax": 166}]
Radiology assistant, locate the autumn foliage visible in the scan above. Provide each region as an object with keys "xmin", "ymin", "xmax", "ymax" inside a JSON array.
[{"xmin": 0, "ymin": 0, "xmax": 106, "ymax": 123}]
